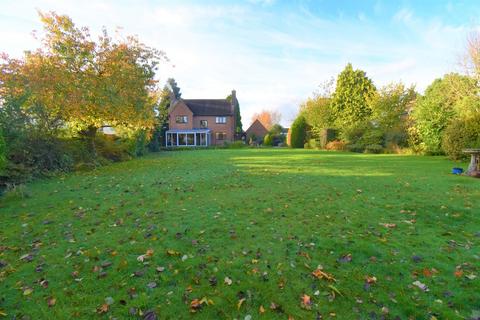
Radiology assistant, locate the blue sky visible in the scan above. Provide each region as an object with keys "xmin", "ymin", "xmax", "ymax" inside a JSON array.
[{"xmin": 1, "ymin": 0, "xmax": 479, "ymax": 126}]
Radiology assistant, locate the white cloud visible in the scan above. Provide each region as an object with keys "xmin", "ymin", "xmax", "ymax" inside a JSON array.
[{"xmin": 0, "ymin": 1, "xmax": 475, "ymax": 127}]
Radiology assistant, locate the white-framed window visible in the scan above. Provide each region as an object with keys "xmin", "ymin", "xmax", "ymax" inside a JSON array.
[
  {"xmin": 176, "ymin": 115, "xmax": 188, "ymax": 123},
  {"xmin": 216, "ymin": 132, "xmax": 227, "ymax": 140},
  {"xmin": 216, "ymin": 116, "xmax": 227, "ymax": 124},
  {"xmin": 200, "ymin": 120, "xmax": 208, "ymax": 128}
]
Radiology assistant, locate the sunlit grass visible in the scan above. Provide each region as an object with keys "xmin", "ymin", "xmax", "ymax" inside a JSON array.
[{"xmin": 0, "ymin": 149, "xmax": 478, "ymax": 319}]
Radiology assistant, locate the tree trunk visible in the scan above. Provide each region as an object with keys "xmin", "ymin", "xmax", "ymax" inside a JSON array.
[{"xmin": 81, "ymin": 125, "xmax": 98, "ymax": 158}]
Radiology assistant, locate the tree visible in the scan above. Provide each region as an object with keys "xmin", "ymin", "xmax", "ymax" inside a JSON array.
[
  {"xmin": 290, "ymin": 114, "xmax": 307, "ymax": 148},
  {"xmin": 251, "ymin": 109, "xmax": 281, "ymax": 130},
  {"xmin": 412, "ymin": 73, "xmax": 479, "ymax": 153},
  {"xmin": 301, "ymin": 96, "xmax": 333, "ymax": 138},
  {"xmin": 167, "ymin": 78, "xmax": 181, "ymax": 99},
  {"xmin": 331, "ymin": 63, "xmax": 376, "ymax": 129},
  {"xmin": 1, "ymin": 12, "xmax": 166, "ymax": 154},
  {"xmin": 226, "ymin": 94, "xmax": 243, "ymax": 134},
  {"xmin": 368, "ymin": 82, "xmax": 416, "ymax": 148}
]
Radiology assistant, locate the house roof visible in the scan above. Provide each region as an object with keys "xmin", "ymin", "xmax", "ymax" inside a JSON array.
[
  {"xmin": 245, "ymin": 119, "xmax": 269, "ymax": 137},
  {"xmin": 183, "ymin": 99, "xmax": 233, "ymax": 116}
]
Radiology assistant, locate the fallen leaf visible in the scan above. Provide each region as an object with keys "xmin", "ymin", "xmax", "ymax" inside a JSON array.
[
  {"xmin": 454, "ymin": 269, "xmax": 463, "ymax": 278},
  {"xmin": 237, "ymin": 298, "xmax": 246, "ymax": 310},
  {"xmin": 301, "ymin": 294, "xmax": 311, "ymax": 309},
  {"xmin": 365, "ymin": 276, "xmax": 377, "ymax": 284},
  {"xmin": 23, "ymin": 288, "xmax": 33, "ymax": 296},
  {"xmin": 312, "ymin": 269, "xmax": 336, "ymax": 282},
  {"xmin": 97, "ymin": 303, "xmax": 109, "ymax": 314},
  {"xmin": 47, "ymin": 297, "xmax": 56, "ymax": 307},
  {"xmin": 259, "ymin": 305, "xmax": 265, "ymax": 314},
  {"xmin": 412, "ymin": 280, "xmax": 429, "ymax": 292}
]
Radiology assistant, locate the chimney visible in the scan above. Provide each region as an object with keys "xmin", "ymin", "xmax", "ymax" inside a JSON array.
[{"xmin": 230, "ymin": 89, "xmax": 236, "ymax": 112}]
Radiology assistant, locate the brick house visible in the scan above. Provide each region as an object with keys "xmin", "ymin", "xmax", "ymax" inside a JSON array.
[
  {"xmin": 245, "ymin": 119, "xmax": 269, "ymax": 143},
  {"xmin": 166, "ymin": 90, "xmax": 238, "ymax": 147}
]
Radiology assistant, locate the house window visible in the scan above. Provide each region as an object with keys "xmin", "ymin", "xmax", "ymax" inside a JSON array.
[
  {"xmin": 176, "ymin": 115, "xmax": 188, "ymax": 123},
  {"xmin": 216, "ymin": 116, "xmax": 227, "ymax": 124},
  {"xmin": 200, "ymin": 120, "xmax": 208, "ymax": 128},
  {"xmin": 216, "ymin": 132, "xmax": 227, "ymax": 140}
]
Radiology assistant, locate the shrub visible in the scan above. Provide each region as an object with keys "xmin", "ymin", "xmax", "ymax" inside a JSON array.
[
  {"xmin": 224, "ymin": 141, "xmax": 246, "ymax": 149},
  {"xmin": 442, "ymin": 115, "xmax": 480, "ymax": 160},
  {"xmin": 290, "ymin": 115, "xmax": 307, "ymax": 148},
  {"xmin": 346, "ymin": 144, "xmax": 365, "ymax": 153},
  {"xmin": 95, "ymin": 134, "xmax": 132, "ymax": 162},
  {"xmin": 364, "ymin": 144, "xmax": 384, "ymax": 154},
  {"xmin": 305, "ymin": 139, "xmax": 319, "ymax": 149},
  {"xmin": 263, "ymin": 133, "xmax": 273, "ymax": 146},
  {"xmin": 325, "ymin": 140, "xmax": 346, "ymax": 151}
]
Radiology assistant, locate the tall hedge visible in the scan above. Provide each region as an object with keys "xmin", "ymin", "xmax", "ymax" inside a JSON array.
[
  {"xmin": 290, "ymin": 115, "xmax": 307, "ymax": 148},
  {"xmin": 442, "ymin": 114, "xmax": 480, "ymax": 160}
]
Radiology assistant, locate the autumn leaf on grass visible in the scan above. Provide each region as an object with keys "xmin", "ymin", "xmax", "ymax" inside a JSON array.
[
  {"xmin": 166, "ymin": 249, "xmax": 181, "ymax": 256},
  {"xmin": 312, "ymin": 268, "xmax": 336, "ymax": 282},
  {"xmin": 365, "ymin": 276, "xmax": 377, "ymax": 284},
  {"xmin": 454, "ymin": 269, "xmax": 463, "ymax": 278},
  {"xmin": 412, "ymin": 280, "xmax": 429, "ymax": 292},
  {"xmin": 97, "ymin": 303, "xmax": 109, "ymax": 314},
  {"xmin": 137, "ymin": 249, "xmax": 154, "ymax": 262},
  {"xmin": 23, "ymin": 288, "xmax": 33, "ymax": 296},
  {"xmin": 300, "ymin": 294, "xmax": 312, "ymax": 310},
  {"xmin": 47, "ymin": 297, "xmax": 56, "ymax": 307},
  {"xmin": 237, "ymin": 298, "xmax": 246, "ymax": 310},
  {"xmin": 190, "ymin": 297, "xmax": 213, "ymax": 313},
  {"xmin": 259, "ymin": 305, "xmax": 265, "ymax": 314},
  {"xmin": 379, "ymin": 223, "xmax": 397, "ymax": 228}
]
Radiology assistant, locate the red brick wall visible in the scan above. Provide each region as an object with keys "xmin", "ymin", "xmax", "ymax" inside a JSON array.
[
  {"xmin": 168, "ymin": 100, "xmax": 234, "ymax": 145},
  {"xmin": 193, "ymin": 115, "xmax": 234, "ymax": 145},
  {"xmin": 168, "ymin": 101, "xmax": 194, "ymax": 130}
]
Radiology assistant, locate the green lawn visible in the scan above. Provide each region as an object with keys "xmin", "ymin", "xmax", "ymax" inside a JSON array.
[{"xmin": 1, "ymin": 149, "xmax": 479, "ymax": 319}]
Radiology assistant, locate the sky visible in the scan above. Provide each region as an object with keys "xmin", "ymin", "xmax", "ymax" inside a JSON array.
[{"xmin": 1, "ymin": 0, "xmax": 480, "ymax": 127}]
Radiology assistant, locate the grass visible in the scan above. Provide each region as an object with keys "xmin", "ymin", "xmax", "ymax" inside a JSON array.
[{"xmin": 0, "ymin": 148, "xmax": 479, "ymax": 319}]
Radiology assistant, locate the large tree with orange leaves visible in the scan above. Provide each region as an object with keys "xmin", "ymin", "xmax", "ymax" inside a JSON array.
[
  {"xmin": 0, "ymin": 12, "xmax": 165, "ymax": 152},
  {"xmin": 251, "ymin": 109, "xmax": 281, "ymax": 130}
]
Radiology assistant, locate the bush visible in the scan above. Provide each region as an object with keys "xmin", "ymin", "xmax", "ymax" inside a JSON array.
[
  {"xmin": 1, "ymin": 133, "xmax": 74, "ymax": 187},
  {"xmin": 305, "ymin": 139, "xmax": 319, "ymax": 149},
  {"xmin": 290, "ymin": 115, "xmax": 307, "ymax": 148},
  {"xmin": 442, "ymin": 115, "xmax": 480, "ymax": 160},
  {"xmin": 95, "ymin": 134, "xmax": 132, "ymax": 162},
  {"xmin": 364, "ymin": 144, "xmax": 384, "ymax": 154},
  {"xmin": 224, "ymin": 141, "xmax": 246, "ymax": 149},
  {"xmin": 325, "ymin": 140, "xmax": 346, "ymax": 151},
  {"xmin": 346, "ymin": 144, "xmax": 365, "ymax": 153},
  {"xmin": 263, "ymin": 133, "xmax": 273, "ymax": 146}
]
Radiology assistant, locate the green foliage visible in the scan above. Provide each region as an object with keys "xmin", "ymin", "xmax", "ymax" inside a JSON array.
[
  {"xmin": 263, "ymin": 133, "xmax": 273, "ymax": 146},
  {"xmin": 223, "ymin": 141, "xmax": 246, "ymax": 149},
  {"xmin": 341, "ymin": 121, "xmax": 383, "ymax": 153},
  {"xmin": 442, "ymin": 114, "xmax": 480, "ymax": 160},
  {"xmin": 167, "ymin": 78, "xmax": 181, "ymax": 99},
  {"xmin": 0, "ymin": 128, "xmax": 5, "ymax": 173},
  {"xmin": 226, "ymin": 93, "xmax": 243, "ymax": 134},
  {"xmin": 304, "ymin": 138, "xmax": 319, "ymax": 149},
  {"xmin": 331, "ymin": 63, "xmax": 376, "ymax": 129},
  {"xmin": 412, "ymin": 73, "xmax": 478, "ymax": 154},
  {"xmin": 290, "ymin": 115, "xmax": 307, "ymax": 148},
  {"xmin": 364, "ymin": 144, "xmax": 384, "ymax": 154},
  {"xmin": 301, "ymin": 96, "xmax": 333, "ymax": 138}
]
